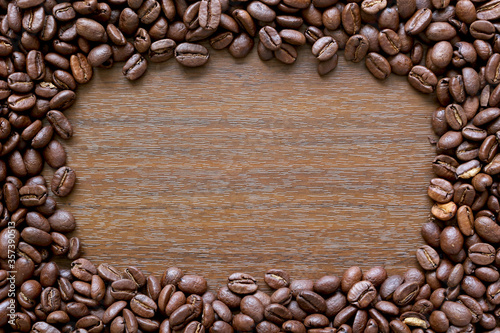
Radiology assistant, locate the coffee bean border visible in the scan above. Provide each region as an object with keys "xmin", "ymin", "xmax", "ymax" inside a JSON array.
[{"xmin": 1, "ymin": 0, "xmax": 500, "ymax": 332}]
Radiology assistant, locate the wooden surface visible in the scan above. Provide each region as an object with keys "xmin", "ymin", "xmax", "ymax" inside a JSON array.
[{"xmin": 47, "ymin": 47, "xmax": 438, "ymax": 288}]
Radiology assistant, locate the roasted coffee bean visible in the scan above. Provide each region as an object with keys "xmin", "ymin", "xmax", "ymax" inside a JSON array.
[
  {"xmin": 345, "ymin": 35, "xmax": 369, "ymax": 62},
  {"xmin": 50, "ymin": 166, "xmax": 76, "ymax": 197},
  {"xmin": 265, "ymin": 303, "xmax": 293, "ymax": 325},
  {"xmin": 70, "ymin": 53, "xmax": 92, "ymax": 84},
  {"xmin": 175, "ymin": 43, "xmax": 209, "ymax": 67},
  {"xmin": 199, "ymin": 0, "xmax": 221, "ymax": 30},
  {"xmin": 408, "ymin": 65, "xmax": 437, "ymax": 93},
  {"xmin": 342, "ymin": 3, "xmax": 361, "ymax": 35},
  {"xmin": 405, "ymin": 8, "xmax": 432, "ymax": 35},
  {"xmin": 264, "ymin": 269, "xmax": 290, "ymax": 289},
  {"xmin": 275, "ymin": 44, "xmax": 298, "ymax": 64},
  {"xmin": 365, "ymin": 52, "xmax": 391, "ymax": 80},
  {"xmin": 312, "ymin": 37, "xmax": 338, "ymax": 61},
  {"xmin": 122, "ymin": 54, "xmax": 148, "ymax": 81},
  {"xmin": 468, "ymin": 243, "xmax": 495, "ymax": 265}
]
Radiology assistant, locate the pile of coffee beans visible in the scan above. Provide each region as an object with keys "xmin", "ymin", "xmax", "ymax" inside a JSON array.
[{"xmin": 0, "ymin": 0, "xmax": 499, "ymax": 331}]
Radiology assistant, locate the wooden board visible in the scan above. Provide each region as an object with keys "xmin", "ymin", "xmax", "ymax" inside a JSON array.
[{"xmin": 48, "ymin": 46, "xmax": 438, "ymax": 288}]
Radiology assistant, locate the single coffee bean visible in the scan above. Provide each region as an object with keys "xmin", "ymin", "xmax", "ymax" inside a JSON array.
[
  {"xmin": 228, "ymin": 273, "xmax": 258, "ymax": 295},
  {"xmin": 70, "ymin": 53, "xmax": 93, "ymax": 84},
  {"xmin": 342, "ymin": 3, "xmax": 361, "ymax": 35},
  {"xmin": 199, "ymin": 0, "xmax": 221, "ymax": 30},
  {"xmin": 347, "ymin": 281, "xmax": 376, "ymax": 308},
  {"xmin": 122, "ymin": 54, "xmax": 147, "ymax": 81},
  {"xmin": 175, "ymin": 43, "xmax": 209, "ymax": 67},
  {"xmin": 416, "ymin": 245, "xmax": 440, "ymax": 270},
  {"xmin": 264, "ymin": 269, "xmax": 290, "ymax": 289},
  {"xmin": 408, "ymin": 65, "xmax": 437, "ymax": 93},
  {"xmin": 51, "ymin": 166, "xmax": 76, "ymax": 197},
  {"xmin": 365, "ymin": 52, "xmax": 391, "ymax": 80},
  {"xmin": 47, "ymin": 110, "xmax": 72, "ymax": 140},
  {"xmin": 312, "ymin": 37, "xmax": 338, "ymax": 61},
  {"xmin": 344, "ymin": 35, "xmax": 369, "ymax": 62}
]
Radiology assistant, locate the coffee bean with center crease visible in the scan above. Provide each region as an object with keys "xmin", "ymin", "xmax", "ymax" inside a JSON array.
[
  {"xmin": 199, "ymin": 0, "xmax": 221, "ymax": 31},
  {"xmin": 122, "ymin": 54, "xmax": 147, "ymax": 81},
  {"xmin": 408, "ymin": 65, "xmax": 437, "ymax": 93},
  {"xmin": 312, "ymin": 37, "xmax": 338, "ymax": 61},
  {"xmin": 259, "ymin": 26, "xmax": 282, "ymax": 51},
  {"xmin": 175, "ymin": 43, "xmax": 209, "ymax": 67},
  {"xmin": 265, "ymin": 304, "xmax": 293, "ymax": 325},
  {"xmin": 416, "ymin": 245, "xmax": 440, "ymax": 270},
  {"xmin": 427, "ymin": 178, "xmax": 454, "ymax": 203},
  {"xmin": 131, "ymin": 294, "xmax": 157, "ymax": 318},
  {"xmin": 296, "ymin": 290, "xmax": 326, "ymax": 313},
  {"xmin": 342, "ymin": 3, "xmax": 361, "ymax": 35},
  {"xmin": 468, "ymin": 243, "xmax": 495, "ymax": 265},
  {"xmin": 47, "ymin": 110, "xmax": 73, "ymax": 140},
  {"xmin": 227, "ymin": 273, "xmax": 258, "ymax": 295},
  {"xmin": 26, "ymin": 50, "xmax": 45, "ymax": 80},
  {"xmin": 393, "ymin": 282, "xmax": 419, "ymax": 306},
  {"xmin": 41, "ymin": 287, "xmax": 61, "ymax": 313},
  {"xmin": 71, "ymin": 258, "xmax": 97, "ymax": 282},
  {"xmin": 445, "ymin": 104, "xmax": 467, "ymax": 130},
  {"xmin": 347, "ymin": 281, "xmax": 377, "ymax": 308},
  {"xmin": 149, "ymin": 39, "xmax": 176, "ymax": 63},
  {"xmin": 365, "ymin": 53, "xmax": 391, "ymax": 80},
  {"xmin": 51, "ymin": 166, "xmax": 76, "ymax": 197},
  {"xmin": 19, "ymin": 185, "xmax": 47, "ymax": 207},
  {"xmin": 70, "ymin": 53, "xmax": 92, "ymax": 84},
  {"xmin": 170, "ymin": 304, "xmax": 197, "ymax": 331},
  {"xmin": 275, "ymin": 44, "xmax": 298, "ymax": 64},
  {"xmin": 264, "ymin": 269, "xmax": 290, "ymax": 289}
]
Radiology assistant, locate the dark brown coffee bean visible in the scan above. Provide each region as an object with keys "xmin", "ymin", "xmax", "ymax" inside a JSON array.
[
  {"xmin": 71, "ymin": 258, "xmax": 97, "ymax": 282},
  {"xmin": 468, "ymin": 243, "xmax": 495, "ymax": 265},
  {"xmin": 312, "ymin": 37, "xmax": 338, "ymax": 61},
  {"xmin": 259, "ymin": 26, "xmax": 281, "ymax": 51},
  {"xmin": 122, "ymin": 54, "xmax": 147, "ymax": 81},
  {"xmin": 365, "ymin": 52, "xmax": 391, "ymax": 80},
  {"xmin": 178, "ymin": 274, "xmax": 207, "ymax": 294},
  {"xmin": 416, "ymin": 245, "xmax": 440, "ymax": 270},
  {"xmin": 47, "ymin": 110, "xmax": 72, "ymax": 140},
  {"xmin": 265, "ymin": 303, "xmax": 293, "ymax": 325},
  {"xmin": 175, "ymin": 43, "xmax": 209, "ymax": 67},
  {"xmin": 344, "ymin": 35, "xmax": 368, "ymax": 62},
  {"xmin": 393, "ymin": 282, "xmax": 419, "ymax": 306},
  {"xmin": 274, "ymin": 44, "xmax": 298, "ymax": 64},
  {"xmin": 408, "ymin": 65, "xmax": 437, "ymax": 93},
  {"xmin": 346, "ymin": 281, "xmax": 376, "ymax": 308},
  {"xmin": 199, "ymin": 0, "xmax": 221, "ymax": 30},
  {"xmin": 342, "ymin": 3, "xmax": 361, "ymax": 35},
  {"xmin": 405, "ymin": 8, "xmax": 432, "ymax": 35},
  {"xmin": 70, "ymin": 53, "xmax": 92, "ymax": 84}
]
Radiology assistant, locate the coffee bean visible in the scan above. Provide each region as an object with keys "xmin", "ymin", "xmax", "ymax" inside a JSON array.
[
  {"xmin": 345, "ymin": 35, "xmax": 369, "ymax": 62},
  {"xmin": 51, "ymin": 166, "xmax": 76, "ymax": 197},
  {"xmin": 312, "ymin": 37, "xmax": 338, "ymax": 61},
  {"xmin": 365, "ymin": 52, "xmax": 391, "ymax": 80},
  {"xmin": 275, "ymin": 44, "xmax": 298, "ymax": 64},
  {"xmin": 264, "ymin": 269, "xmax": 290, "ymax": 289},
  {"xmin": 346, "ymin": 281, "xmax": 376, "ymax": 308},
  {"xmin": 342, "ymin": 3, "xmax": 361, "ymax": 35},
  {"xmin": 175, "ymin": 43, "xmax": 209, "ymax": 67},
  {"xmin": 199, "ymin": 0, "xmax": 221, "ymax": 30},
  {"xmin": 408, "ymin": 65, "xmax": 437, "ymax": 93},
  {"xmin": 47, "ymin": 110, "xmax": 72, "ymax": 139}
]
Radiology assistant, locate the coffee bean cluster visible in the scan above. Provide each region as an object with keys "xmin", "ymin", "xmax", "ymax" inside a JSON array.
[{"xmin": 0, "ymin": 0, "xmax": 498, "ymax": 331}]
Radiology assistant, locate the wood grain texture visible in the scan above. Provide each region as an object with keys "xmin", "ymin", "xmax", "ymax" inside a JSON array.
[{"xmin": 48, "ymin": 47, "xmax": 438, "ymax": 288}]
